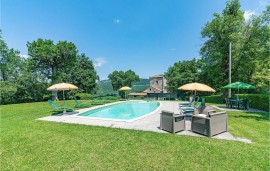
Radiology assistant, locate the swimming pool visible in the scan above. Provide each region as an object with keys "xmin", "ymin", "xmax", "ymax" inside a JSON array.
[{"xmin": 78, "ymin": 101, "xmax": 161, "ymax": 121}]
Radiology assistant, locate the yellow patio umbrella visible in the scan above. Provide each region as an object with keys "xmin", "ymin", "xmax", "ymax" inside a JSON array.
[
  {"xmin": 47, "ymin": 83, "xmax": 78, "ymax": 112},
  {"xmin": 47, "ymin": 83, "xmax": 78, "ymax": 91},
  {"xmin": 119, "ymin": 86, "xmax": 132, "ymax": 91},
  {"xmin": 119, "ymin": 86, "xmax": 132, "ymax": 99},
  {"xmin": 178, "ymin": 82, "xmax": 215, "ymax": 97}
]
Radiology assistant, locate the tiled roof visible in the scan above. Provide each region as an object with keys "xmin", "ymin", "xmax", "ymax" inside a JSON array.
[
  {"xmin": 150, "ymin": 74, "xmax": 163, "ymax": 78},
  {"xmin": 143, "ymin": 86, "xmax": 162, "ymax": 93}
]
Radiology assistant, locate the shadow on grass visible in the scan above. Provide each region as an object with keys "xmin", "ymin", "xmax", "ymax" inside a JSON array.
[{"xmin": 232, "ymin": 112, "xmax": 270, "ymax": 122}]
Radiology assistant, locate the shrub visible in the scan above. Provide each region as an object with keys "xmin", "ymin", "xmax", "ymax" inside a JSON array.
[
  {"xmin": 100, "ymin": 96, "xmax": 120, "ymax": 100},
  {"xmin": 43, "ymin": 94, "xmax": 54, "ymax": 101},
  {"xmin": 0, "ymin": 81, "xmax": 17, "ymax": 105},
  {"xmin": 203, "ymin": 94, "xmax": 269, "ymax": 112},
  {"xmin": 202, "ymin": 95, "xmax": 224, "ymax": 104},
  {"xmin": 237, "ymin": 94, "xmax": 269, "ymax": 112},
  {"xmin": 74, "ymin": 93, "xmax": 92, "ymax": 100}
]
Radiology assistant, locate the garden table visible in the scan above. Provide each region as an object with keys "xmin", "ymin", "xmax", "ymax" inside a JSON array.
[{"xmin": 229, "ymin": 99, "xmax": 240, "ymax": 108}]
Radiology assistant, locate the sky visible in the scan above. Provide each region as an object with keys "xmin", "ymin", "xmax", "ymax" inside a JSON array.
[{"xmin": 1, "ymin": 0, "xmax": 268, "ymax": 80}]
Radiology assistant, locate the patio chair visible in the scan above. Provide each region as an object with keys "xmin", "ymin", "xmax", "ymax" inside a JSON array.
[
  {"xmin": 180, "ymin": 97, "xmax": 200, "ymax": 108},
  {"xmin": 180, "ymin": 98, "xmax": 205, "ymax": 115},
  {"xmin": 239, "ymin": 99, "xmax": 251, "ymax": 110},
  {"xmin": 179, "ymin": 96, "xmax": 195, "ymax": 106},
  {"xmin": 160, "ymin": 110, "xmax": 185, "ymax": 133},
  {"xmin": 74, "ymin": 96, "xmax": 91, "ymax": 108},
  {"xmin": 191, "ymin": 111, "xmax": 228, "ymax": 137},
  {"xmin": 48, "ymin": 100, "xmax": 74, "ymax": 112}
]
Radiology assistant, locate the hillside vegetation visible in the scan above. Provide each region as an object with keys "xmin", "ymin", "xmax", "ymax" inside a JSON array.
[{"xmin": 96, "ymin": 79, "xmax": 149, "ymax": 96}]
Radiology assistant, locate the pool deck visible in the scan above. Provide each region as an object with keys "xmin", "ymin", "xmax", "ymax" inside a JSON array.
[{"xmin": 38, "ymin": 101, "xmax": 251, "ymax": 143}]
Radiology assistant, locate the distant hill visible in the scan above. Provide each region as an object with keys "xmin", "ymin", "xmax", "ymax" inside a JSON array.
[
  {"xmin": 131, "ymin": 79, "xmax": 149, "ymax": 93},
  {"xmin": 96, "ymin": 80, "xmax": 117, "ymax": 96},
  {"xmin": 96, "ymin": 78, "xmax": 149, "ymax": 96}
]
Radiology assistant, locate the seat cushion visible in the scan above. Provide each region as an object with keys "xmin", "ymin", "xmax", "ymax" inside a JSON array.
[{"xmin": 194, "ymin": 114, "xmax": 207, "ymax": 118}]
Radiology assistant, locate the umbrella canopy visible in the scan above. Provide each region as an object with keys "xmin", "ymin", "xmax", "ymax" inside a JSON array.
[
  {"xmin": 223, "ymin": 82, "xmax": 255, "ymax": 99},
  {"xmin": 178, "ymin": 82, "xmax": 215, "ymax": 97},
  {"xmin": 47, "ymin": 83, "xmax": 78, "ymax": 91},
  {"xmin": 178, "ymin": 82, "xmax": 216, "ymax": 92},
  {"xmin": 119, "ymin": 86, "xmax": 132, "ymax": 91},
  {"xmin": 223, "ymin": 82, "xmax": 256, "ymax": 89}
]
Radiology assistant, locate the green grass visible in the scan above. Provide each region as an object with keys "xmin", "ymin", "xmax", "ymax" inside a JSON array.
[{"xmin": 1, "ymin": 101, "xmax": 269, "ymax": 170}]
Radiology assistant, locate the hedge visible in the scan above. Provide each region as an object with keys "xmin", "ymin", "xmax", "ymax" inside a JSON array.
[
  {"xmin": 74, "ymin": 93, "xmax": 92, "ymax": 100},
  {"xmin": 203, "ymin": 94, "xmax": 269, "ymax": 112},
  {"xmin": 237, "ymin": 94, "xmax": 269, "ymax": 112},
  {"xmin": 202, "ymin": 95, "xmax": 224, "ymax": 104}
]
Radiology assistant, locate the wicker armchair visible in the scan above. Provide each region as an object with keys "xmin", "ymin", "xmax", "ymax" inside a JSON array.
[
  {"xmin": 191, "ymin": 111, "xmax": 228, "ymax": 137},
  {"xmin": 160, "ymin": 110, "xmax": 185, "ymax": 133}
]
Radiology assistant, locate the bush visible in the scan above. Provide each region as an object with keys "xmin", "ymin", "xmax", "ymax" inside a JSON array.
[
  {"xmin": 100, "ymin": 96, "xmax": 120, "ymax": 100},
  {"xmin": 74, "ymin": 93, "xmax": 92, "ymax": 100},
  {"xmin": 0, "ymin": 81, "xmax": 17, "ymax": 105},
  {"xmin": 203, "ymin": 94, "xmax": 269, "ymax": 112},
  {"xmin": 237, "ymin": 94, "xmax": 269, "ymax": 112},
  {"xmin": 202, "ymin": 95, "xmax": 224, "ymax": 104},
  {"xmin": 43, "ymin": 94, "xmax": 54, "ymax": 101}
]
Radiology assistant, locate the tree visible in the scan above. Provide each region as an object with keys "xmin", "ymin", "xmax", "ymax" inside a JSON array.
[
  {"xmin": 27, "ymin": 39, "xmax": 78, "ymax": 99},
  {"xmin": 61, "ymin": 54, "xmax": 99, "ymax": 94},
  {"xmin": 0, "ymin": 30, "xmax": 23, "ymax": 82},
  {"xmin": 27, "ymin": 39, "xmax": 78, "ymax": 85},
  {"xmin": 164, "ymin": 59, "xmax": 202, "ymax": 93},
  {"xmin": 108, "ymin": 70, "xmax": 139, "ymax": 98},
  {"xmin": 200, "ymin": 0, "xmax": 245, "ymax": 91},
  {"xmin": 0, "ymin": 31, "xmax": 49, "ymax": 104},
  {"xmin": 14, "ymin": 58, "xmax": 49, "ymax": 103},
  {"xmin": 200, "ymin": 1, "xmax": 270, "ymax": 93},
  {"xmin": 237, "ymin": 4, "xmax": 270, "ymax": 93}
]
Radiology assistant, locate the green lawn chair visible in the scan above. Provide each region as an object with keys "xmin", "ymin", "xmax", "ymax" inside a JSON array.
[
  {"xmin": 180, "ymin": 97, "xmax": 200, "ymax": 108},
  {"xmin": 74, "ymin": 96, "xmax": 91, "ymax": 108},
  {"xmin": 180, "ymin": 98, "xmax": 205, "ymax": 115},
  {"xmin": 48, "ymin": 99, "xmax": 74, "ymax": 112}
]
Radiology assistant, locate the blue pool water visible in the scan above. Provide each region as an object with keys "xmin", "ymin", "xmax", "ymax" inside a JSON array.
[{"xmin": 79, "ymin": 101, "xmax": 160, "ymax": 120}]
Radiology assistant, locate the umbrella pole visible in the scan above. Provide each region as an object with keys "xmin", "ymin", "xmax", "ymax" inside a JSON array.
[
  {"xmin": 237, "ymin": 88, "xmax": 239, "ymax": 100},
  {"xmin": 63, "ymin": 90, "xmax": 66, "ymax": 114}
]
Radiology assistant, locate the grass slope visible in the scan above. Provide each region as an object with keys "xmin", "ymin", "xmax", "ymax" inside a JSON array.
[{"xmin": 1, "ymin": 101, "xmax": 269, "ymax": 170}]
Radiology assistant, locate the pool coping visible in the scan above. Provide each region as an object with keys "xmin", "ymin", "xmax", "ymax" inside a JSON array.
[
  {"xmin": 72, "ymin": 100, "xmax": 162, "ymax": 122},
  {"xmin": 38, "ymin": 101, "xmax": 252, "ymax": 144}
]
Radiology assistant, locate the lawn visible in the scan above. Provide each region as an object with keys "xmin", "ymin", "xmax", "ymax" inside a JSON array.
[{"xmin": 1, "ymin": 101, "xmax": 269, "ymax": 170}]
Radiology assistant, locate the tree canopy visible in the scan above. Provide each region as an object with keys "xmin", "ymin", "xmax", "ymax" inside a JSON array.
[
  {"xmin": 164, "ymin": 59, "xmax": 202, "ymax": 93},
  {"xmin": 108, "ymin": 70, "xmax": 140, "ymax": 91},
  {"xmin": 0, "ymin": 34, "xmax": 99, "ymax": 104},
  {"xmin": 27, "ymin": 39, "xmax": 78, "ymax": 85},
  {"xmin": 164, "ymin": 0, "xmax": 269, "ymax": 94},
  {"xmin": 61, "ymin": 53, "xmax": 99, "ymax": 94}
]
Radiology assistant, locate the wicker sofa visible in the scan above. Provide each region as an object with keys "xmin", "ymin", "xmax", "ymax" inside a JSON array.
[
  {"xmin": 191, "ymin": 111, "xmax": 228, "ymax": 137},
  {"xmin": 160, "ymin": 110, "xmax": 185, "ymax": 133}
]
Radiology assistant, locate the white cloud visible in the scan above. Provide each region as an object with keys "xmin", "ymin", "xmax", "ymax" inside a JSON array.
[
  {"xmin": 94, "ymin": 58, "xmax": 106, "ymax": 67},
  {"xmin": 244, "ymin": 10, "xmax": 255, "ymax": 21},
  {"xmin": 18, "ymin": 54, "xmax": 29, "ymax": 59},
  {"xmin": 113, "ymin": 18, "xmax": 121, "ymax": 24}
]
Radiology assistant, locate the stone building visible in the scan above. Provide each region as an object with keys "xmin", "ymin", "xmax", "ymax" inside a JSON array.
[
  {"xmin": 128, "ymin": 74, "xmax": 176, "ymax": 100},
  {"xmin": 143, "ymin": 74, "xmax": 168, "ymax": 93}
]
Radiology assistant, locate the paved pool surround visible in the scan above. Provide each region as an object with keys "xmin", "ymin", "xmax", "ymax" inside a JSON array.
[{"xmin": 38, "ymin": 101, "xmax": 251, "ymax": 143}]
